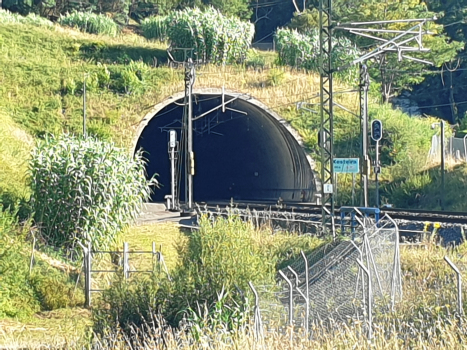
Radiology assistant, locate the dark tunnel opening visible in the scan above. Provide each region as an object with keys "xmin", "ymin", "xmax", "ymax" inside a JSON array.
[{"xmin": 133, "ymin": 90, "xmax": 318, "ymax": 203}]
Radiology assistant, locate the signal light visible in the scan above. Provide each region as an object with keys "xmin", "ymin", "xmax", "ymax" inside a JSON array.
[{"xmin": 371, "ymin": 119, "xmax": 383, "ymax": 142}]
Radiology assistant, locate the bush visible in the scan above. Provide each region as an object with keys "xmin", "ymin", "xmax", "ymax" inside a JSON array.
[
  {"xmin": 141, "ymin": 16, "xmax": 169, "ymax": 41},
  {"xmin": 29, "ymin": 134, "xmax": 157, "ymax": 251},
  {"xmin": 94, "ymin": 216, "xmax": 277, "ymax": 333},
  {"xmin": 30, "ymin": 265, "xmax": 83, "ymax": 310},
  {"xmin": 0, "ymin": 9, "xmax": 53, "ymax": 26},
  {"xmin": 274, "ymin": 28, "xmax": 360, "ymax": 82},
  {"xmin": 58, "ymin": 12, "xmax": 119, "ymax": 37},
  {"xmin": 245, "ymin": 49, "xmax": 266, "ymax": 70},
  {"xmin": 266, "ymin": 68, "xmax": 285, "ymax": 86},
  {"xmin": 165, "ymin": 7, "xmax": 254, "ymax": 65}
]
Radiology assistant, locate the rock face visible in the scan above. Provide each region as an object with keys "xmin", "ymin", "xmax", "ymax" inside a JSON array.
[{"xmin": 390, "ymin": 91, "xmax": 421, "ymax": 117}]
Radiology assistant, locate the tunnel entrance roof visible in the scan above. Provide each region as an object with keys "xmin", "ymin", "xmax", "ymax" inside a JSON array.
[{"xmin": 133, "ymin": 88, "xmax": 319, "ymax": 203}]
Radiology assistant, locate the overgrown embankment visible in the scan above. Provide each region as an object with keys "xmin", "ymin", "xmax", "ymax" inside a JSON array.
[{"xmin": 1, "ymin": 17, "xmax": 467, "ymax": 348}]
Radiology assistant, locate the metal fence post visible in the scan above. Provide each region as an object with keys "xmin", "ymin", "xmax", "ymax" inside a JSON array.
[
  {"xmin": 357, "ymin": 259, "xmax": 372, "ymax": 340},
  {"xmin": 279, "ymin": 270, "xmax": 294, "ymax": 342},
  {"xmin": 288, "ymin": 266, "xmax": 309, "ymax": 334},
  {"xmin": 248, "ymin": 281, "xmax": 264, "ymax": 343},
  {"xmin": 301, "ymin": 251, "xmax": 310, "ymax": 335},
  {"xmin": 123, "ymin": 242, "xmax": 129, "ymax": 279},
  {"xmin": 444, "ymin": 256, "xmax": 463, "ymax": 326},
  {"xmin": 152, "ymin": 242, "xmax": 156, "ymax": 272}
]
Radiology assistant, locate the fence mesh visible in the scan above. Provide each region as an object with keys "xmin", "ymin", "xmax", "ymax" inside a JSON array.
[
  {"xmin": 254, "ymin": 212, "xmax": 402, "ymax": 335},
  {"xmin": 196, "ymin": 204, "xmax": 322, "ymax": 234},
  {"xmin": 429, "ymin": 135, "xmax": 467, "ymax": 163}
]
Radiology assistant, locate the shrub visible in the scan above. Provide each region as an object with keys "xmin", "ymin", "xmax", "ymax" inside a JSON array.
[
  {"xmin": 274, "ymin": 28, "xmax": 360, "ymax": 82},
  {"xmin": 30, "ymin": 265, "xmax": 83, "ymax": 310},
  {"xmin": 245, "ymin": 49, "xmax": 266, "ymax": 70},
  {"xmin": 94, "ymin": 216, "xmax": 277, "ymax": 333},
  {"xmin": 58, "ymin": 12, "xmax": 119, "ymax": 37},
  {"xmin": 165, "ymin": 7, "xmax": 254, "ymax": 65},
  {"xmin": 171, "ymin": 215, "xmax": 275, "ymax": 309},
  {"xmin": 266, "ymin": 68, "xmax": 285, "ymax": 86},
  {"xmin": 141, "ymin": 16, "xmax": 169, "ymax": 41},
  {"xmin": 0, "ymin": 9, "xmax": 53, "ymax": 26},
  {"xmin": 0, "ymin": 206, "xmax": 40, "ymax": 318},
  {"xmin": 29, "ymin": 134, "xmax": 157, "ymax": 251}
]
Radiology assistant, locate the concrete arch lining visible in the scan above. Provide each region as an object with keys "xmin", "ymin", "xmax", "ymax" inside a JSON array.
[{"xmin": 132, "ymin": 88, "xmax": 320, "ymax": 203}]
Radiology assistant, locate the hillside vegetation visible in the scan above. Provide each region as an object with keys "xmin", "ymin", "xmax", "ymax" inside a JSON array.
[
  {"xmin": 1, "ymin": 21, "xmax": 464, "ymax": 210},
  {"xmin": 1, "ymin": 18, "xmax": 467, "ymax": 349}
]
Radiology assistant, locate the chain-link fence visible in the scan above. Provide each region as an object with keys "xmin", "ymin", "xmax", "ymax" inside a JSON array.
[
  {"xmin": 252, "ymin": 211, "xmax": 402, "ymax": 339},
  {"xmin": 429, "ymin": 134, "xmax": 467, "ymax": 163}
]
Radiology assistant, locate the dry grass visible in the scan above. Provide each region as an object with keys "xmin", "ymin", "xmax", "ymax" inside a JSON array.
[
  {"xmin": 1, "ymin": 233, "xmax": 467, "ymax": 349},
  {"xmin": 158, "ymin": 64, "xmax": 359, "ymax": 117},
  {"xmin": 0, "ymin": 308, "xmax": 91, "ymax": 349}
]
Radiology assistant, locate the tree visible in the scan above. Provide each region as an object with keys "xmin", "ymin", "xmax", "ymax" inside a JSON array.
[
  {"xmin": 410, "ymin": 0, "xmax": 467, "ymax": 123},
  {"xmin": 287, "ymin": 8, "xmax": 319, "ymax": 33},
  {"xmin": 318, "ymin": 0, "xmax": 463, "ymax": 103},
  {"xmin": 208, "ymin": 0, "xmax": 251, "ymax": 20}
]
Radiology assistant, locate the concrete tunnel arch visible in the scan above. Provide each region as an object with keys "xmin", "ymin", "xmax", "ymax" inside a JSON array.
[{"xmin": 132, "ymin": 88, "xmax": 320, "ymax": 203}]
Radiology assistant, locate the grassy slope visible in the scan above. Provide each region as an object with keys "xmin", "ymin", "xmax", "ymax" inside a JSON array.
[
  {"xmin": 0, "ymin": 111, "xmax": 32, "ymax": 208},
  {"xmin": 1, "ymin": 20, "xmax": 467, "ymax": 347},
  {"xmin": 0, "ymin": 23, "xmax": 171, "ymax": 145}
]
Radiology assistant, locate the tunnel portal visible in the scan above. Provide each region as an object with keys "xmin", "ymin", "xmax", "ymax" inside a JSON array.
[{"xmin": 133, "ymin": 89, "xmax": 319, "ymax": 203}]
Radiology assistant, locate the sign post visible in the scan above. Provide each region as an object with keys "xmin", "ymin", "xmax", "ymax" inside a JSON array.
[
  {"xmin": 371, "ymin": 120, "xmax": 383, "ymax": 208},
  {"xmin": 333, "ymin": 158, "xmax": 359, "ymax": 207}
]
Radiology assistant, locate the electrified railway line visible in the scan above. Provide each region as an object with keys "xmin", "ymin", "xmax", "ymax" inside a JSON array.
[{"xmin": 196, "ymin": 200, "xmax": 467, "ymax": 225}]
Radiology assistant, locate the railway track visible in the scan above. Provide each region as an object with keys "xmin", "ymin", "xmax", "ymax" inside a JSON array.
[{"xmin": 196, "ymin": 200, "xmax": 467, "ymax": 225}]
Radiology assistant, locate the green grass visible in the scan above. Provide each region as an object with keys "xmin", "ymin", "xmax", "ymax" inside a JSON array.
[
  {"xmin": 0, "ymin": 111, "xmax": 32, "ymax": 209},
  {"xmin": 122, "ymin": 222, "xmax": 189, "ymax": 271},
  {"xmin": 0, "ymin": 308, "xmax": 91, "ymax": 348},
  {"xmin": 0, "ymin": 23, "xmax": 170, "ymax": 146}
]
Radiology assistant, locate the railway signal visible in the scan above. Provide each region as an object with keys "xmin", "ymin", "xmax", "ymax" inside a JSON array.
[
  {"xmin": 371, "ymin": 119, "xmax": 383, "ymax": 142},
  {"xmin": 371, "ymin": 120, "xmax": 383, "ymax": 207}
]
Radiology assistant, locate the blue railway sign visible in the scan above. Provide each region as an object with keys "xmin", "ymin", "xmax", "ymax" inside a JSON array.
[{"xmin": 333, "ymin": 158, "xmax": 360, "ymax": 173}]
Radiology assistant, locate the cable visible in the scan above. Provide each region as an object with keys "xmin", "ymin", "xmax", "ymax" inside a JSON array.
[{"xmin": 417, "ymin": 99, "xmax": 467, "ymax": 109}]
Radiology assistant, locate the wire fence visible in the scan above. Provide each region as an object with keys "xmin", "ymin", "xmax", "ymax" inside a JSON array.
[
  {"xmin": 429, "ymin": 134, "xmax": 467, "ymax": 163},
  {"xmin": 195, "ymin": 204, "xmax": 322, "ymax": 235},
  {"xmin": 250, "ymin": 211, "xmax": 402, "ymax": 340}
]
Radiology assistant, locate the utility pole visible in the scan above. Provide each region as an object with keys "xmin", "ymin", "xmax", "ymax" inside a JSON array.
[
  {"xmin": 360, "ymin": 64, "xmax": 370, "ymax": 207},
  {"xmin": 441, "ymin": 121, "xmax": 445, "ymax": 211},
  {"xmin": 371, "ymin": 120, "xmax": 383, "ymax": 208},
  {"xmin": 183, "ymin": 59, "xmax": 195, "ymax": 213},
  {"xmin": 431, "ymin": 121, "xmax": 445, "ymax": 210}
]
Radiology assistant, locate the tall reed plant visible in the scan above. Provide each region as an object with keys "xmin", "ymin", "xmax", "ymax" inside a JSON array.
[
  {"xmin": 165, "ymin": 7, "xmax": 254, "ymax": 65},
  {"xmin": 141, "ymin": 15, "xmax": 169, "ymax": 41},
  {"xmin": 29, "ymin": 134, "xmax": 157, "ymax": 251},
  {"xmin": 274, "ymin": 28, "xmax": 360, "ymax": 83},
  {"xmin": 58, "ymin": 12, "xmax": 119, "ymax": 36}
]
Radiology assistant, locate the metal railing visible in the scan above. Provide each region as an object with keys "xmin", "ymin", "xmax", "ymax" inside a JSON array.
[{"xmin": 79, "ymin": 241, "xmax": 170, "ymax": 307}]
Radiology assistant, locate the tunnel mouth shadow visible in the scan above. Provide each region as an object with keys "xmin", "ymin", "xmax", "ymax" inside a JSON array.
[{"xmin": 133, "ymin": 88, "xmax": 320, "ymax": 204}]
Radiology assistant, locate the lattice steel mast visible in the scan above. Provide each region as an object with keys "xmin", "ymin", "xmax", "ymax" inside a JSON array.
[{"xmin": 319, "ymin": 0, "xmax": 335, "ymax": 235}]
